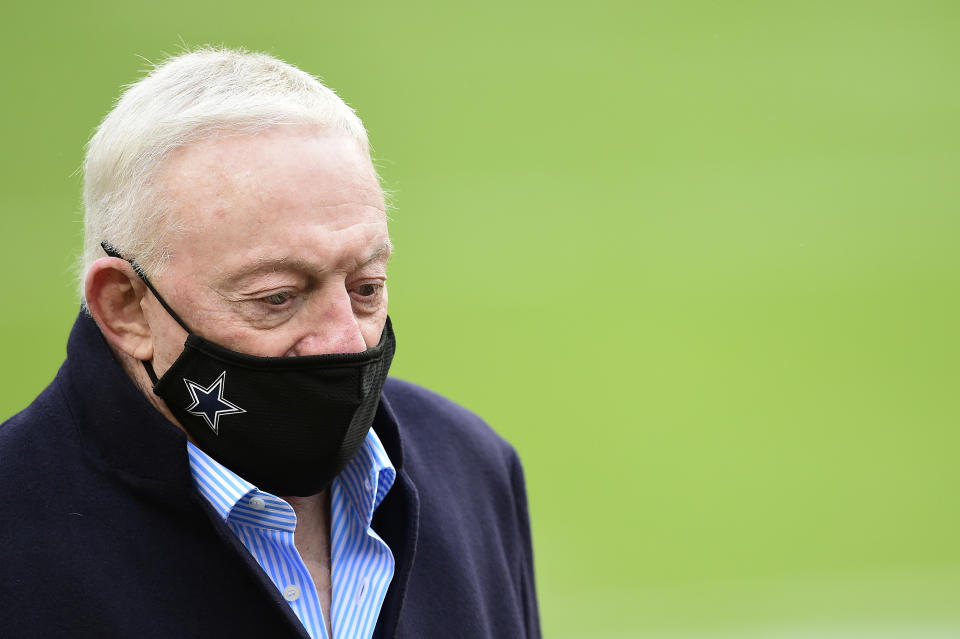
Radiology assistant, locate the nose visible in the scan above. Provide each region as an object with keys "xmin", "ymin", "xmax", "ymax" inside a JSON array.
[{"xmin": 286, "ymin": 289, "xmax": 368, "ymax": 356}]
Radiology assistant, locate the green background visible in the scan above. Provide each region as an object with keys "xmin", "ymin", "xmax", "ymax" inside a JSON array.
[{"xmin": 3, "ymin": 1, "xmax": 958, "ymax": 637}]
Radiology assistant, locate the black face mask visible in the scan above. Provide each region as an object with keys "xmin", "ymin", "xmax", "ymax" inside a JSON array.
[{"xmin": 101, "ymin": 242, "xmax": 396, "ymax": 496}]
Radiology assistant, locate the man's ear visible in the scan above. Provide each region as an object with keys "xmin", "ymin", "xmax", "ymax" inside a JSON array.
[{"xmin": 84, "ymin": 257, "xmax": 154, "ymax": 362}]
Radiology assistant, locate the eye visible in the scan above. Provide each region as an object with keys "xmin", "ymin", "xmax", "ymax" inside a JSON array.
[
  {"xmin": 350, "ymin": 281, "xmax": 385, "ymax": 308},
  {"xmin": 264, "ymin": 291, "xmax": 292, "ymax": 306},
  {"xmin": 355, "ymin": 283, "xmax": 380, "ymax": 298}
]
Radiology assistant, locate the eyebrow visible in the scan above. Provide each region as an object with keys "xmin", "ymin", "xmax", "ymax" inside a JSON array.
[
  {"xmin": 361, "ymin": 239, "xmax": 394, "ymax": 266},
  {"xmin": 219, "ymin": 239, "xmax": 394, "ymax": 286}
]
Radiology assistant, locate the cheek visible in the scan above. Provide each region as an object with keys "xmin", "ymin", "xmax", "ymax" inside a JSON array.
[
  {"xmin": 142, "ymin": 300, "xmax": 189, "ymax": 370},
  {"xmin": 151, "ymin": 326, "xmax": 187, "ymax": 371},
  {"xmin": 361, "ymin": 308, "xmax": 389, "ymax": 349}
]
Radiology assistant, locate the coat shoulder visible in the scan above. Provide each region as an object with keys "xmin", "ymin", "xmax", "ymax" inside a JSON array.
[
  {"xmin": 0, "ymin": 376, "xmax": 72, "ymax": 475},
  {"xmin": 382, "ymin": 376, "xmax": 518, "ymax": 465},
  {"xmin": 378, "ymin": 381, "xmax": 541, "ymax": 638}
]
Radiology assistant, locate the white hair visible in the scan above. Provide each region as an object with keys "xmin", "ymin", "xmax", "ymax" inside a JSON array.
[{"xmin": 80, "ymin": 46, "xmax": 371, "ymax": 299}]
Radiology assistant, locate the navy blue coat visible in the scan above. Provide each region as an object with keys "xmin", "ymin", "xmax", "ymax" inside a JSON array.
[{"xmin": 0, "ymin": 313, "xmax": 540, "ymax": 638}]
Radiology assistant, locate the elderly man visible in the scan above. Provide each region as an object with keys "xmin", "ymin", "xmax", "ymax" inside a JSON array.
[{"xmin": 0, "ymin": 48, "xmax": 539, "ymax": 639}]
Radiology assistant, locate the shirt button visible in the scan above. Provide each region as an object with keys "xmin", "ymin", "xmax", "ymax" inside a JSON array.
[
  {"xmin": 283, "ymin": 585, "xmax": 301, "ymax": 602},
  {"xmin": 355, "ymin": 576, "xmax": 370, "ymax": 605},
  {"xmin": 364, "ymin": 478, "xmax": 372, "ymax": 491},
  {"xmin": 250, "ymin": 496, "xmax": 266, "ymax": 511}
]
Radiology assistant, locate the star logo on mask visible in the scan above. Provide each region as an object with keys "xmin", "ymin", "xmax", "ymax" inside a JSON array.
[{"xmin": 182, "ymin": 371, "xmax": 246, "ymax": 434}]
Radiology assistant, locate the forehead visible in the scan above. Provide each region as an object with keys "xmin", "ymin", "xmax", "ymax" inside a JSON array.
[
  {"xmin": 155, "ymin": 126, "xmax": 388, "ymax": 278},
  {"xmin": 159, "ymin": 125, "xmax": 382, "ymax": 217}
]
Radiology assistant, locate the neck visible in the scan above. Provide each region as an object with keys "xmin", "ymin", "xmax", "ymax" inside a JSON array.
[
  {"xmin": 284, "ymin": 492, "xmax": 332, "ymax": 560},
  {"xmin": 283, "ymin": 491, "xmax": 333, "ymax": 636}
]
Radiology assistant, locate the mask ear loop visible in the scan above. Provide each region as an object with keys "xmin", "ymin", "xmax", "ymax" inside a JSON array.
[{"xmin": 100, "ymin": 241, "xmax": 193, "ymax": 386}]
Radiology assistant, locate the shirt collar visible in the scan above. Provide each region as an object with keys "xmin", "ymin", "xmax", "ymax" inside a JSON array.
[
  {"xmin": 335, "ymin": 427, "xmax": 396, "ymax": 527},
  {"xmin": 188, "ymin": 428, "xmax": 395, "ymax": 528}
]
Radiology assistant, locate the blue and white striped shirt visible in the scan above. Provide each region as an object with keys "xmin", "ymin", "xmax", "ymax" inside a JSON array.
[{"xmin": 187, "ymin": 430, "xmax": 396, "ymax": 639}]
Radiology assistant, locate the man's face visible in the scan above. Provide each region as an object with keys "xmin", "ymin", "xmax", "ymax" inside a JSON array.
[{"xmin": 142, "ymin": 125, "xmax": 390, "ymax": 378}]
